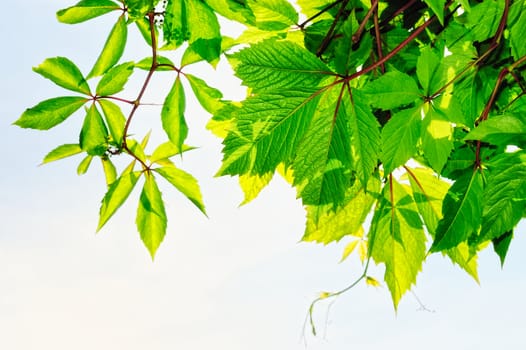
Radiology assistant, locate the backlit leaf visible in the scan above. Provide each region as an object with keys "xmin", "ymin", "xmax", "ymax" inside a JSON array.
[
  {"xmin": 41, "ymin": 144, "xmax": 83, "ymax": 165},
  {"xmin": 98, "ymin": 170, "xmax": 141, "ymax": 230},
  {"xmin": 362, "ymin": 71, "xmax": 421, "ymax": 110},
  {"xmin": 154, "ymin": 166, "xmax": 206, "ymax": 214},
  {"xmin": 369, "ymin": 178, "xmax": 426, "ymax": 309},
  {"xmin": 79, "ymin": 104, "xmax": 109, "ymax": 156},
  {"xmin": 136, "ymin": 174, "xmax": 168, "ymax": 259},
  {"xmin": 96, "ymin": 62, "xmax": 134, "ymax": 96},
  {"xmin": 161, "ymin": 77, "xmax": 188, "ymax": 150},
  {"xmin": 33, "ymin": 57, "xmax": 91, "ymax": 95},
  {"xmin": 57, "ymin": 0, "xmax": 120, "ymax": 24},
  {"xmin": 88, "ymin": 14, "xmax": 127, "ymax": 78},
  {"xmin": 15, "ymin": 97, "xmax": 87, "ymax": 130},
  {"xmin": 381, "ymin": 107, "xmax": 422, "ymax": 174},
  {"xmin": 431, "ymin": 170, "xmax": 484, "ymax": 251}
]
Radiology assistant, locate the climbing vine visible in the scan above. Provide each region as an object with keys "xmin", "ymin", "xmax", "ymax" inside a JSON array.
[{"xmin": 15, "ymin": 0, "xmax": 526, "ymax": 322}]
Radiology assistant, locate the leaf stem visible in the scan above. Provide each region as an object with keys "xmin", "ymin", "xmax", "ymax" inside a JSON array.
[{"xmin": 297, "ymin": 0, "xmax": 344, "ymax": 29}]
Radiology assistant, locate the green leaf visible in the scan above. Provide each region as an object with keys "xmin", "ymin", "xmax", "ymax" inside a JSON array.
[
  {"xmin": 292, "ymin": 86, "xmax": 353, "ymax": 206},
  {"xmin": 185, "ymin": 0, "xmax": 222, "ymax": 63},
  {"xmin": 492, "ymin": 231, "xmax": 513, "ymax": 267},
  {"xmin": 303, "ymin": 176, "xmax": 380, "ymax": 244},
  {"xmin": 136, "ymin": 174, "xmax": 168, "ymax": 258},
  {"xmin": 87, "ymin": 14, "xmax": 128, "ymax": 78},
  {"xmin": 407, "ymin": 167, "xmax": 478, "ymax": 281},
  {"xmin": 101, "ymin": 157, "xmax": 117, "ymax": 186},
  {"xmin": 431, "ymin": 170, "xmax": 484, "ymax": 252},
  {"xmin": 181, "ymin": 36, "xmax": 236, "ymax": 67},
  {"xmin": 161, "ymin": 77, "xmax": 188, "ymax": 150},
  {"xmin": 154, "ymin": 166, "xmax": 206, "ymax": 214},
  {"xmin": 362, "ymin": 70, "xmax": 421, "ymax": 110},
  {"xmin": 57, "ymin": 0, "xmax": 120, "ymax": 24},
  {"xmin": 416, "ymin": 47, "xmax": 446, "ymax": 96},
  {"xmin": 381, "ymin": 107, "xmax": 422, "ymax": 174},
  {"xmin": 479, "ymin": 152, "xmax": 526, "ymax": 243},
  {"xmin": 186, "ymin": 74, "xmax": 225, "ymax": 114},
  {"xmin": 229, "ymin": 39, "xmax": 331, "ymax": 92},
  {"xmin": 33, "ymin": 57, "xmax": 91, "ymax": 95},
  {"xmin": 79, "ymin": 104, "xmax": 109, "ymax": 156},
  {"xmin": 135, "ymin": 16, "xmax": 156, "ymax": 47},
  {"xmin": 77, "ymin": 155, "xmax": 93, "ymax": 175},
  {"xmin": 150, "ymin": 142, "xmax": 194, "ymax": 164},
  {"xmin": 421, "ymin": 107, "xmax": 453, "ymax": 173},
  {"xmin": 423, "ymin": 0, "xmax": 446, "ymax": 25},
  {"xmin": 14, "ymin": 96, "xmax": 87, "ymax": 130},
  {"xmin": 205, "ymin": 0, "xmax": 255, "ymax": 25},
  {"xmin": 463, "ymin": 0, "xmax": 505, "ymax": 42},
  {"xmin": 127, "ymin": 139, "xmax": 147, "ymax": 163},
  {"xmin": 510, "ymin": 7, "xmax": 526, "ymax": 60},
  {"xmin": 163, "ymin": 0, "xmax": 187, "ymax": 48},
  {"xmin": 247, "ymin": 0, "xmax": 298, "ymax": 31},
  {"xmin": 345, "ymin": 90, "xmax": 381, "ymax": 187},
  {"xmin": 135, "ymin": 56, "xmax": 175, "ymax": 71},
  {"xmin": 96, "ymin": 62, "xmax": 134, "ymax": 96},
  {"xmin": 239, "ymin": 172, "xmax": 273, "ymax": 205},
  {"xmin": 98, "ymin": 171, "xmax": 141, "ymax": 230},
  {"xmin": 464, "ymin": 114, "xmax": 526, "ymax": 146},
  {"xmin": 97, "ymin": 99, "xmax": 126, "ymax": 146},
  {"xmin": 41, "ymin": 144, "xmax": 83, "ymax": 165},
  {"xmin": 218, "ymin": 89, "xmax": 320, "ymax": 177},
  {"xmin": 369, "ymin": 178, "xmax": 426, "ymax": 309}
]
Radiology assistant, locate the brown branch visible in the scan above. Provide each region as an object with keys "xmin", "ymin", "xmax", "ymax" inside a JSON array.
[
  {"xmin": 317, "ymin": 0, "xmax": 350, "ymax": 57},
  {"xmin": 352, "ymin": 0, "xmax": 378, "ymax": 44},
  {"xmin": 347, "ymin": 14, "xmax": 437, "ymax": 80},
  {"xmin": 298, "ymin": 0, "xmax": 344, "ymax": 29},
  {"xmin": 121, "ymin": 11, "xmax": 160, "ymax": 170}
]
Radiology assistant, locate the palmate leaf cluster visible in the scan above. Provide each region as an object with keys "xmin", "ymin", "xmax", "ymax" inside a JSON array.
[{"xmin": 15, "ymin": 0, "xmax": 526, "ymax": 311}]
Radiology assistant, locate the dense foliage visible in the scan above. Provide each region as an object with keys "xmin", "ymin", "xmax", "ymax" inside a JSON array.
[{"xmin": 15, "ymin": 0, "xmax": 526, "ymax": 314}]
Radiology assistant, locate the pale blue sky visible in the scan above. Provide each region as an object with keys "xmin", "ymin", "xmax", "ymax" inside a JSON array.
[{"xmin": 1, "ymin": 1, "xmax": 525, "ymax": 349}]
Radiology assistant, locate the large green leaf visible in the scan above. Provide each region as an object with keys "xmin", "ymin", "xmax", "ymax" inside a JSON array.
[
  {"xmin": 407, "ymin": 167, "xmax": 479, "ymax": 281},
  {"xmin": 87, "ymin": 14, "xmax": 127, "ymax": 78},
  {"xmin": 431, "ymin": 170, "xmax": 484, "ymax": 252},
  {"xmin": 154, "ymin": 166, "xmax": 206, "ymax": 214},
  {"xmin": 464, "ymin": 114, "xmax": 526, "ymax": 147},
  {"xmin": 57, "ymin": 0, "xmax": 120, "ymax": 24},
  {"xmin": 369, "ymin": 178, "xmax": 426, "ymax": 309},
  {"xmin": 345, "ymin": 90, "xmax": 381, "ymax": 187},
  {"xmin": 479, "ymin": 152, "xmax": 526, "ymax": 243},
  {"xmin": 463, "ymin": 0, "xmax": 505, "ymax": 42},
  {"xmin": 205, "ymin": 0, "xmax": 255, "ymax": 25},
  {"xmin": 421, "ymin": 107, "xmax": 454, "ymax": 173},
  {"xmin": 79, "ymin": 104, "xmax": 109, "ymax": 156},
  {"xmin": 98, "ymin": 171, "xmax": 142, "ymax": 230},
  {"xmin": 381, "ymin": 107, "xmax": 422, "ymax": 174},
  {"xmin": 41, "ymin": 144, "xmax": 83, "ymax": 165},
  {"xmin": 185, "ymin": 0, "xmax": 222, "ymax": 63},
  {"xmin": 33, "ymin": 57, "xmax": 91, "ymax": 95},
  {"xmin": 303, "ymin": 176, "xmax": 380, "ymax": 244},
  {"xmin": 229, "ymin": 39, "xmax": 332, "ymax": 92},
  {"xmin": 96, "ymin": 62, "xmax": 134, "ymax": 96},
  {"xmin": 416, "ymin": 47, "xmax": 447, "ymax": 96},
  {"xmin": 362, "ymin": 71, "xmax": 421, "ymax": 110},
  {"xmin": 161, "ymin": 77, "xmax": 188, "ymax": 150},
  {"xmin": 136, "ymin": 174, "xmax": 168, "ymax": 259},
  {"xmin": 292, "ymin": 86, "xmax": 353, "ymax": 206},
  {"xmin": 219, "ymin": 89, "xmax": 321, "ymax": 177},
  {"xmin": 14, "ymin": 96, "xmax": 87, "ymax": 130},
  {"xmin": 247, "ymin": 0, "xmax": 298, "ymax": 31}
]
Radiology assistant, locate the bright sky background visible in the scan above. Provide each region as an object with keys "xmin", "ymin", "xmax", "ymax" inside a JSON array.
[{"xmin": 1, "ymin": 1, "xmax": 525, "ymax": 349}]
